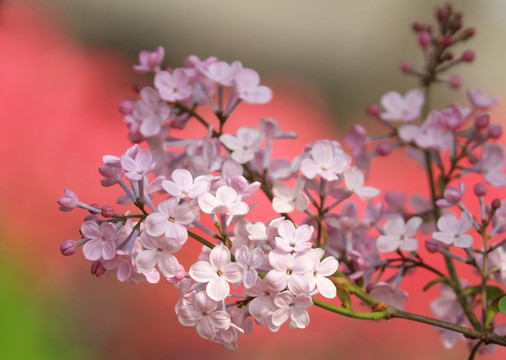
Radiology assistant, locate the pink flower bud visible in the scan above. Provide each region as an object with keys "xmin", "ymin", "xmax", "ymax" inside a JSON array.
[
  {"xmin": 462, "ymin": 28, "xmax": 475, "ymax": 40},
  {"xmin": 437, "ymin": 36, "xmax": 453, "ymax": 48},
  {"xmin": 400, "ymin": 60, "xmax": 413, "ymax": 74},
  {"xmin": 366, "ymin": 104, "xmax": 381, "ymax": 118},
  {"xmin": 449, "ymin": 74, "xmax": 463, "ymax": 89},
  {"xmin": 412, "ymin": 21, "xmax": 425, "ymax": 32},
  {"xmin": 450, "ymin": 13, "xmax": 463, "ymax": 31},
  {"xmin": 473, "ymin": 183, "xmax": 487, "ymax": 197},
  {"xmin": 418, "ymin": 31, "xmax": 432, "ymax": 48},
  {"xmin": 436, "ymin": 7, "xmax": 448, "ymax": 22},
  {"xmin": 461, "ymin": 50, "xmax": 475, "ymax": 63},
  {"xmin": 442, "ymin": 52, "xmax": 454, "ymax": 61},
  {"xmin": 101, "ymin": 206, "xmax": 115, "ymax": 218},
  {"xmin": 376, "ymin": 142, "xmax": 392, "ymax": 156},
  {"xmin": 474, "ymin": 113, "xmax": 490, "ymax": 129},
  {"xmin": 57, "ymin": 189, "xmax": 79, "ymax": 212},
  {"xmin": 488, "ymin": 124, "xmax": 503, "ymax": 139},
  {"xmin": 91, "ymin": 261, "xmax": 107, "ymax": 277},
  {"xmin": 468, "ymin": 153, "xmax": 480, "ymax": 165},
  {"xmin": 60, "ymin": 240, "xmax": 77, "ymax": 256},
  {"xmin": 492, "ymin": 198, "xmax": 502, "ymax": 210},
  {"xmin": 166, "ymin": 264, "xmax": 186, "ymax": 284},
  {"xmin": 119, "ymin": 99, "xmax": 135, "ymax": 115},
  {"xmin": 425, "ymin": 239, "xmax": 440, "ymax": 253}
]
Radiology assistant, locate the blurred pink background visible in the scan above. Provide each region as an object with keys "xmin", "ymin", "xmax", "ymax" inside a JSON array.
[{"xmin": 0, "ymin": 1, "xmax": 504, "ymax": 359}]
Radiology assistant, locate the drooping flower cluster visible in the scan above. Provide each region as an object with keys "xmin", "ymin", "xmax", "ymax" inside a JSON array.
[{"xmin": 58, "ymin": 3, "xmax": 506, "ymax": 356}]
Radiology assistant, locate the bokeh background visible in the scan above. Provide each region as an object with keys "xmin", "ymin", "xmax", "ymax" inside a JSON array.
[{"xmin": 1, "ymin": 0, "xmax": 505, "ymax": 359}]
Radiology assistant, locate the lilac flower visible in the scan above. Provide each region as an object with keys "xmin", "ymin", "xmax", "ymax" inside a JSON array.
[
  {"xmin": 155, "ymin": 68, "xmax": 192, "ymax": 102},
  {"xmin": 81, "ymin": 221, "xmax": 118, "ymax": 261},
  {"xmin": 200, "ymin": 60, "xmax": 242, "ymax": 86},
  {"xmin": 120, "ymin": 148, "xmax": 156, "ymax": 181},
  {"xmin": 272, "ymin": 177, "xmax": 309, "ymax": 213},
  {"xmin": 135, "ymin": 231, "xmax": 181, "ymax": 278},
  {"xmin": 468, "ymin": 88, "xmax": 497, "ymax": 109},
  {"xmin": 305, "ymin": 248, "xmax": 339, "ymax": 298},
  {"xmin": 133, "ymin": 46, "xmax": 165, "ymax": 73},
  {"xmin": 145, "ymin": 197, "xmax": 197, "ymax": 243},
  {"xmin": 492, "ymin": 200, "xmax": 506, "ymax": 234},
  {"xmin": 343, "ymin": 166, "xmax": 381, "ymax": 200},
  {"xmin": 133, "ymin": 87, "xmax": 171, "ymax": 137},
  {"xmin": 244, "ymin": 278, "xmax": 278, "ymax": 321},
  {"xmin": 162, "ymin": 169, "xmax": 211, "ymax": 200},
  {"xmin": 414, "ymin": 113, "xmax": 454, "ymax": 151},
  {"xmin": 300, "ymin": 140, "xmax": 351, "ymax": 181},
  {"xmin": 380, "ymin": 89, "xmax": 424, "ymax": 122},
  {"xmin": 271, "ymin": 291, "xmax": 313, "ymax": 329},
  {"xmin": 189, "ymin": 245, "xmax": 244, "ymax": 301},
  {"xmin": 433, "ymin": 212, "xmax": 473, "ymax": 248},
  {"xmin": 265, "ymin": 252, "xmax": 313, "ymax": 294},
  {"xmin": 376, "ymin": 216, "xmax": 422, "ymax": 253},
  {"xmin": 178, "ymin": 291, "xmax": 231, "ymax": 341},
  {"xmin": 437, "ymin": 106, "xmax": 471, "ymax": 131},
  {"xmin": 344, "ymin": 124, "xmax": 370, "ymax": 169},
  {"xmin": 57, "ymin": 189, "xmax": 79, "ymax": 211},
  {"xmin": 227, "ymin": 175, "xmax": 260, "ymax": 199},
  {"xmin": 235, "ymin": 245, "xmax": 264, "ymax": 288},
  {"xmin": 259, "ymin": 117, "xmax": 297, "ymax": 140},
  {"xmin": 369, "ymin": 282, "xmax": 408, "ymax": 310},
  {"xmin": 473, "ymin": 143, "xmax": 506, "ymax": 187},
  {"xmin": 436, "ymin": 182, "xmax": 465, "ymax": 208},
  {"xmin": 234, "ymin": 68, "xmax": 272, "ymax": 104},
  {"xmin": 220, "ymin": 127, "xmax": 264, "ymax": 164},
  {"xmin": 198, "ymin": 186, "xmax": 249, "ymax": 220},
  {"xmin": 274, "ymin": 220, "xmax": 313, "ymax": 254}
]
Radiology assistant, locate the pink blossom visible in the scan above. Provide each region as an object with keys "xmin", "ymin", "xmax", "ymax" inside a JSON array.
[
  {"xmin": 305, "ymin": 248, "xmax": 339, "ymax": 298},
  {"xmin": 133, "ymin": 87, "xmax": 171, "ymax": 137},
  {"xmin": 344, "ymin": 124, "xmax": 370, "ymax": 169},
  {"xmin": 265, "ymin": 252, "xmax": 313, "ymax": 294},
  {"xmin": 343, "ymin": 166, "xmax": 380, "ymax": 200},
  {"xmin": 155, "ymin": 68, "xmax": 192, "ymax": 102},
  {"xmin": 437, "ymin": 106, "xmax": 471, "ymax": 131},
  {"xmin": 259, "ymin": 117, "xmax": 297, "ymax": 140},
  {"xmin": 81, "ymin": 221, "xmax": 117, "ymax": 261},
  {"xmin": 380, "ymin": 89, "xmax": 424, "ymax": 122},
  {"xmin": 162, "ymin": 169, "xmax": 211, "ymax": 200},
  {"xmin": 57, "ymin": 189, "xmax": 78, "ymax": 211},
  {"xmin": 220, "ymin": 127, "xmax": 264, "ymax": 164},
  {"xmin": 300, "ymin": 140, "xmax": 351, "ymax": 181},
  {"xmin": 274, "ymin": 220, "xmax": 313, "ymax": 254},
  {"xmin": 145, "ymin": 197, "xmax": 197, "ymax": 243},
  {"xmin": 227, "ymin": 175, "xmax": 260, "ymax": 199},
  {"xmin": 135, "ymin": 231, "xmax": 181, "ymax": 278},
  {"xmin": 178, "ymin": 291, "xmax": 231, "ymax": 341},
  {"xmin": 272, "ymin": 177, "xmax": 309, "ymax": 213},
  {"xmin": 235, "ymin": 245, "xmax": 264, "ymax": 288},
  {"xmin": 234, "ymin": 68, "xmax": 272, "ymax": 104},
  {"xmin": 200, "ymin": 60, "xmax": 242, "ymax": 86},
  {"xmin": 492, "ymin": 200, "xmax": 506, "ymax": 234},
  {"xmin": 433, "ymin": 212, "xmax": 473, "ymax": 248},
  {"xmin": 369, "ymin": 282, "xmax": 408, "ymax": 310},
  {"xmin": 414, "ymin": 112, "xmax": 454, "ymax": 151},
  {"xmin": 271, "ymin": 291, "xmax": 313, "ymax": 329},
  {"xmin": 198, "ymin": 186, "xmax": 249, "ymax": 219},
  {"xmin": 120, "ymin": 148, "xmax": 156, "ymax": 181},
  {"xmin": 436, "ymin": 182, "xmax": 465, "ymax": 208},
  {"xmin": 376, "ymin": 216, "xmax": 422, "ymax": 252},
  {"xmin": 244, "ymin": 278, "xmax": 278, "ymax": 321},
  {"xmin": 468, "ymin": 88, "xmax": 497, "ymax": 109},
  {"xmin": 133, "ymin": 46, "xmax": 164, "ymax": 73},
  {"xmin": 189, "ymin": 245, "xmax": 245, "ymax": 301},
  {"xmin": 473, "ymin": 143, "xmax": 506, "ymax": 186},
  {"xmin": 103, "ymin": 249, "xmax": 136, "ymax": 282}
]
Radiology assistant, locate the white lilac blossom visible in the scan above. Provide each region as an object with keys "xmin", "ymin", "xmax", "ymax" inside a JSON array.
[
  {"xmin": 380, "ymin": 89, "xmax": 424, "ymax": 122},
  {"xmin": 433, "ymin": 212, "xmax": 473, "ymax": 248},
  {"xmin": 189, "ymin": 245, "xmax": 244, "ymax": 301},
  {"xmin": 376, "ymin": 216, "xmax": 423, "ymax": 252},
  {"xmin": 58, "ymin": 13, "xmax": 506, "ymax": 354}
]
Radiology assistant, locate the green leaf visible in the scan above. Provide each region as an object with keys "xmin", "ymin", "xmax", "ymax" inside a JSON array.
[
  {"xmin": 337, "ymin": 287, "xmax": 352, "ymax": 310},
  {"xmin": 499, "ymin": 296, "xmax": 506, "ymax": 316},
  {"xmin": 486, "ymin": 294, "xmax": 505, "ymax": 326},
  {"xmin": 423, "ymin": 277, "xmax": 448, "ymax": 292},
  {"xmin": 463, "ymin": 285, "xmax": 504, "ymax": 300}
]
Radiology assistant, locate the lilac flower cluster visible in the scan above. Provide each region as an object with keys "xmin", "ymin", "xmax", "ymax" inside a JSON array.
[{"xmin": 58, "ymin": 3, "xmax": 506, "ymax": 356}]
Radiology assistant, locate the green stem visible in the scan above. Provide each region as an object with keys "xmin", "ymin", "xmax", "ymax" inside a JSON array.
[
  {"xmin": 468, "ymin": 340, "xmax": 484, "ymax": 360},
  {"xmin": 187, "ymin": 230, "xmax": 216, "ymax": 250},
  {"xmin": 312, "ymin": 298, "xmax": 386, "ymax": 320}
]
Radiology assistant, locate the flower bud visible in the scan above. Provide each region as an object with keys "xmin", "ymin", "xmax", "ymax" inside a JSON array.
[
  {"xmin": 473, "ymin": 183, "xmax": 487, "ymax": 197},
  {"xmin": 366, "ymin": 104, "xmax": 381, "ymax": 118},
  {"xmin": 488, "ymin": 124, "xmax": 503, "ymax": 139},
  {"xmin": 425, "ymin": 239, "xmax": 440, "ymax": 253},
  {"xmin": 418, "ymin": 31, "xmax": 432, "ymax": 48},
  {"xmin": 437, "ymin": 36, "xmax": 453, "ymax": 48},
  {"xmin": 450, "ymin": 12, "xmax": 463, "ymax": 31},
  {"xmin": 60, "ymin": 240, "xmax": 77, "ymax": 256},
  {"xmin": 400, "ymin": 60, "xmax": 413, "ymax": 74},
  {"xmin": 119, "ymin": 99, "xmax": 135, "ymax": 115},
  {"xmin": 91, "ymin": 261, "xmax": 107, "ymax": 277},
  {"xmin": 449, "ymin": 74, "xmax": 463, "ymax": 89},
  {"xmin": 376, "ymin": 142, "xmax": 392, "ymax": 156},
  {"xmin": 442, "ymin": 52, "xmax": 454, "ymax": 61},
  {"xmin": 461, "ymin": 50, "xmax": 475, "ymax": 63},
  {"xmin": 88, "ymin": 203, "xmax": 101, "ymax": 215},
  {"xmin": 166, "ymin": 264, "xmax": 186, "ymax": 284},
  {"xmin": 57, "ymin": 189, "xmax": 79, "ymax": 212},
  {"xmin": 436, "ymin": 7, "xmax": 448, "ymax": 22},
  {"xmin": 101, "ymin": 205, "xmax": 115, "ymax": 218},
  {"xmin": 462, "ymin": 28, "xmax": 475, "ymax": 40},
  {"xmin": 474, "ymin": 113, "xmax": 490, "ymax": 129},
  {"xmin": 412, "ymin": 21, "xmax": 425, "ymax": 32},
  {"xmin": 492, "ymin": 198, "xmax": 502, "ymax": 210}
]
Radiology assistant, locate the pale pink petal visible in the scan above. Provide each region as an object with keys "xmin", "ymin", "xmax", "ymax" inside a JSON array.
[
  {"xmin": 198, "ymin": 193, "xmax": 219, "ymax": 213},
  {"xmin": 196, "ymin": 317, "xmax": 215, "ymax": 340},
  {"xmin": 102, "ymin": 241, "xmax": 116, "ymax": 260},
  {"xmin": 220, "ymin": 134, "xmax": 242, "ymax": 151},
  {"xmin": 222, "ymin": 263, "xmax": 244, "ymax": 283},
  {"xmin": 400, "ymin": 237, "xmax": 418, "ymax": 251},
  {"xmin": 290, "ymin": 306, "xmax": 310, "ymax": 328},
  {"xmin": 377, "ymin": 235, "xmax": 400, "ymax": 252},
  {"xmin": 157, "ymin": 253, "xmax": 179, "ymax": 277},
  {"xmin": 145, "ymin": 213, "xmax": 169, "ymax": 237},
  {"xmin": 404, "ymin": 216, "xmax": 423, "ymax": 237},
  {"xmin": 172, "ymin": 169, "xmax": 193, "ymax": 189},
  {"xmin": 82, "ymin": 239, "xmax": 103, "ymax": 261},
  {"xmin": 136, "ymin": 250, "xmax": 158, "ymax": 273},
  {"xmin": 80, "ymin": 221, "xmax": 101, "ymax": 240},
  {"xmin": 311, "ymin": 141, "xmax": 333, "ymax": 165},
  {"xmin": 117, "ymin": 262, "xmax": 131, "ymax": 282},
  {"xmin": 178, "ymin": 306, "xmax": 202, "ymax": 327},
  {"xmin": 189, "ymin": 261, "xmax": 216, "ymax": 282},
  {"xmin": 271, "ymin": 307, "xmax": 290, "ymax": 326},
  {"xmin": 210, "ymin": 245, "xmax": 231, "ymax": 270},
  {"xmin": 454, "ymin": 234, "xmax": 473, "ymax": 248},
  {"xmin": 318, "ymin": 257, "xmax": 339, "ymax": 276},
  {"xmin": 228, "ymin": 202, "xmax": 249, "ymax": 216},
  {"xmin": 437, "ymin": 214, "xmax": 458, "ymax": 233},
  {"xmin": 207, "ymin": 277, "xmax": 230, "ymax": 301},
  {"xmin": 208, "ymin": 311, "xmax": 231, "ymax": 330},
  {"xmin": 316, "ymin": 277, "xmax": 337, "ymax": 298}
]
